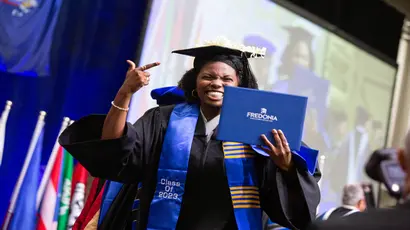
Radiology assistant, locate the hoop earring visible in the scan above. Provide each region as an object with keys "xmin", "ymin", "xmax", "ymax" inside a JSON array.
[{"xmin": 191, "ymin": 89, "xmax": 198, "ymax": 98}]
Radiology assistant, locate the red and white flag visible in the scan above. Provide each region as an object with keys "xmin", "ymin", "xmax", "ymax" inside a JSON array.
[
  {"xmin": 37, "ymin": 146, "xmax": 64, "ymax": 230},
  {"xmin": 36, "ymin": 117, "xmax": 71, "ymax": 230}
]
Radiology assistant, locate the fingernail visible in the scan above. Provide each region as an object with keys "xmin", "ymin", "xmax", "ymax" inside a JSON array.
[
  {"xmin": 272, "ymin": 129, "xmax": 277, "ymax": 133},
  {"xmin": 278, "ymin": 129, "xmax": 282, "ymax": 133}
]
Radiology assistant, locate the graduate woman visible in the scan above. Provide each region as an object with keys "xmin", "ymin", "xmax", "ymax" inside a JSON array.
[{"xmin": 59, "ymin": 38, "xmax": 321, "ymax": 230}]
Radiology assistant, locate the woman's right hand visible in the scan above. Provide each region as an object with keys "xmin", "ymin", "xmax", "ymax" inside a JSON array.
[
  {"xmin": 119, "ymin": 60, "xmax": 160, "ymax": 95},
  {"xmin": 102, "ymin": 60, "xmax": 160, "ymax": 140}
]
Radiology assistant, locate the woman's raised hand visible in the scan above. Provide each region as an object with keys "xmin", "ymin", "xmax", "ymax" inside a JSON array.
[
  {"xmin": 119, "ymin": 60, "xmax": 160, "ymax": 95},
  {"xmin": 260, "ymin": 129, "xmax": 293, "ymax": 171}
]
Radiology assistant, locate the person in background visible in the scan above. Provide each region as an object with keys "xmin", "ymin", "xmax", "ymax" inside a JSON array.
[
  {"xmin": 317, "ymin": 184, "xmax": 366, "ymax": 221},
  {"xmin": 325, "ymin": 110, "xmax": 349, "ymax": 150},
  {"xmin": 303, "ymin": 107, "xmax": 330, "ymax": 154},
  {"xmin": 276, "ymin": 26, "xmax": 315, "ymax": 81},
  {"xmin": 324, "ymin": 110, "xmax": 349, "ymax": 197},
  {"xmin": 308, "ymin": 129, "xmax": 410, "ymax": 230},
  {"xmin": 272, "ymin": 26, "xmax": 316, "ymax": 94}
]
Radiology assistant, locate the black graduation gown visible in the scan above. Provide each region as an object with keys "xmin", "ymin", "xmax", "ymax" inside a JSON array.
[
  {"xmin": 325, "ymin": 207, "xmax": 360, "ymax": 220},
  {"xmin": 59, "ymin": 105, "xmax": 321, "ymax": 230}
]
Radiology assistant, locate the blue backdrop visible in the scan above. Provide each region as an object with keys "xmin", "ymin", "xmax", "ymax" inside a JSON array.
[
  {"xmin": 0, "ymin": 0, "xmax": 62, "ymax": 76},
  {"xmin": 0, "ymin": 0, "xmax": 149, "ymax": 220}
]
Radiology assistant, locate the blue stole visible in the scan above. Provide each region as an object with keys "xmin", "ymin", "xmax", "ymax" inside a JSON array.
[
  {"xmin": 223, "ymin": 142, "xmax": 263, "ymax": 230},
  {"xmin": 146, "ymin": 103, "xmax": 262, "ymax": 230},
  {"xmin": 95, "ymin": 98, "xmax": 317, "ymax": 228},
  {"xmin": 98, "ymin": 180, "xmax": 123, "ymax": 225},
  {"xmin": 266, "ymin": 218, "xmax": 289, "ymax": 230}
]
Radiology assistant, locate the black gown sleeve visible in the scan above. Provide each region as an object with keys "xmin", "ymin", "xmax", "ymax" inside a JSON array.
[
  {"xmin": 58, "ymin": 107, "xmax": 162, "ymax": 184},
  {"xmin": 260, "ymin": 144, "xmax": 321, "ymax": 230}
]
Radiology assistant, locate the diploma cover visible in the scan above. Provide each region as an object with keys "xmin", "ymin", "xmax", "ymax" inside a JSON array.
[{"xmin": 217, "ymin": 86, "xmax": 308, "ymax": 151}]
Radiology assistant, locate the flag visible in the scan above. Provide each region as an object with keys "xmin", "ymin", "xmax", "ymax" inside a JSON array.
[
  {"xmin": 57, "ymin": 149, "xmax": 73, "ymax": 230},
  {"xmin": 67, "ymin": 163, "xmax": 88, "ymax": 229},
  {"xmin": 0, "ymin": 0, "xmax": 63, "ymax": 76},
  {"xmin": 37, "ymin": 146, "xmax": 64, "ymax": 230},
  {"xmin": 2, "ymin": 111, "xmax": 46, "ymax": 230},
  {"xmin": 79, "ymin": 184, "xmax": 103, "ymax": 230},
  {"xmin": 37, "ymin": 117, "xmax": 71, "ymax": 211},
  {"xmin": 7, "ymin": 130, "xmax": 44, "ymax": 230},
  {"xmin": 35, "ymin": 118, "xmax": 70, "ymax": 230},
  {"xmin": 54, "ymin": 152, "xmax": 66, "ymax": 228},
  {"xmin": 0, "ymin": 101, "xmax": 12, "ymax": 167},
  {"xmin": 71, "ymin": 178, "xmax": 102, "ymax": 230}
]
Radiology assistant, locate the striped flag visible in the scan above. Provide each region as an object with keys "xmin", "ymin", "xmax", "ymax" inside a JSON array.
[
  {"xmin": 67, "ymin": 163, "xmax": 88, "ymax": 229},
  {"xmin": 0, "ymin": 100, "xmax": 12, "ymax": 167},
  {"xmin": 36, "ymin": 117, "xmax": 70, "ymax": 210},
  {"xmin": 54, "ymin": 153, "xmax": 66, "ymax": 228},
  {"xmin": 2, "ymin": 111, "xmax": 46, "ymax": 230},
  {"xmin": 57, "ymin": 149, "xmax": 74, "ymax": 230},
  {"xmin": 37, "ymin": 146, "xmax": 65, "ymax": 230}
]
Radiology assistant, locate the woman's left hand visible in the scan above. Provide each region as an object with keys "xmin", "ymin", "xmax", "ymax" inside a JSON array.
[{"xmin": 260, "ymin": 129, "xmax": 293, "ymax": 171}]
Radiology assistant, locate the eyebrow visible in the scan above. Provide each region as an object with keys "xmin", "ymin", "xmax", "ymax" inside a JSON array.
[{"xmin": 200, "ymin": 72, "xmax": 234, "ymax": 78}]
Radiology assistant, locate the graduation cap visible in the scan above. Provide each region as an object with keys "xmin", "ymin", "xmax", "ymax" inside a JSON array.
[
  {"xmin": 243, "ymin": 35, "xmax": 276, "ymax": 56},
  {"xmin": 283, "ymin": 26, "xmax": 314, "ymax": 43},
  {"xmin": 172, "ymin": 36, "xmax": 267, "ymax": 59},
  {"xmin": 172, "ymin": 37, "xmax": 267, "ymax": 89}
]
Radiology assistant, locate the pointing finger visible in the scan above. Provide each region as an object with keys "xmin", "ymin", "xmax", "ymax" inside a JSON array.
[
  {"xmin": 126, "ymin": 60, "xmax": 136, "ymax": 71},
  {"xmin": 138, "ymin": 62, "xmax": 160, "ymax": 71}
]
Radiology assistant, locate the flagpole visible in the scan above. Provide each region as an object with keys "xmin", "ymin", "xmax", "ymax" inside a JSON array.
[
  {"xmin": 2, "ymin": 111, "xmax": 46, "ymax": 230},
  {"xmin": 36, "ymin": 117, "xmax": 70, "ymax": 210},
  {"xmin": 0, "ymin": 100, "xmax": 13, "ymax": 167}
]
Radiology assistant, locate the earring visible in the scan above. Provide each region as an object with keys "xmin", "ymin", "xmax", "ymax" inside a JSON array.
[{"xmin": 191, "ymin": 89, "xmax": 198, "ymax": 98}]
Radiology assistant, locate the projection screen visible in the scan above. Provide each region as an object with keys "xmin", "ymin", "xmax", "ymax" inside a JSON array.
[{"xmin": 128, "ymin": 0, "xmax": 397, "ymax": 211}]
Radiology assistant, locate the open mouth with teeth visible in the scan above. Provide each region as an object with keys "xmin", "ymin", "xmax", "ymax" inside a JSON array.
[{"xmin": 205, "ymin": 91, "xmax": 224, "ymax": 101}]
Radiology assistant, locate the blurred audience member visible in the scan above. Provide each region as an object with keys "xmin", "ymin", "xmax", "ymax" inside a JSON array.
[
  {"xmin": 317, "ymin": 184, "xmax": 366, "ymax": 220},
  {"xmin": 308, "ymin": 129, "xmax": 410, "ymax": 230}
]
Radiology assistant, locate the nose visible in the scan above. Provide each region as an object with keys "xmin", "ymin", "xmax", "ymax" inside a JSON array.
[{"xmin": 210, "ymin": 78, "xmax": 223, "ymax": 88}]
